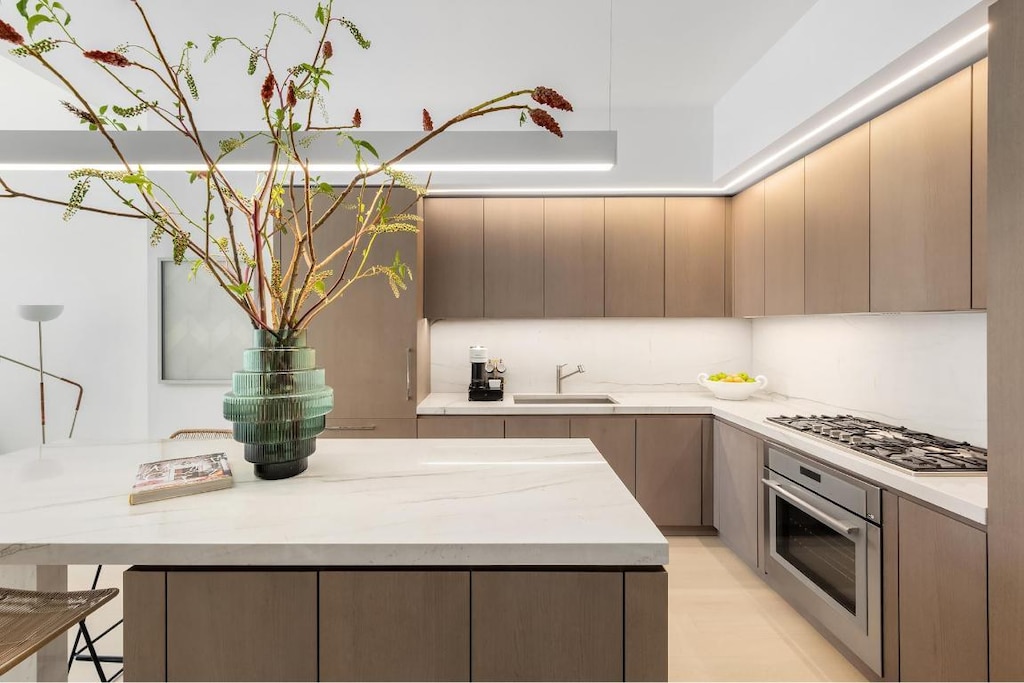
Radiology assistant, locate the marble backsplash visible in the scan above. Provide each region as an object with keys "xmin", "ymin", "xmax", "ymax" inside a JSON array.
[{"xmin": 429, "ymin": 318, "xmax": 752, "ymax": 394}]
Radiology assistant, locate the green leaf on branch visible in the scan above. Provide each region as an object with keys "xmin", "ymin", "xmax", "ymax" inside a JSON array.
[
  {"xmin": 226, "ymin": 283, "xmax": 253, "ymax": 298},
  {"xmin": 16, "ymin": 0, "xmax": 30, "ymax": 19},
  {"xmin": 314, "ymin": 3, "xmax": 327, "ymax": 25},
  {"xmin": 26, "ymin": 14, "xmax": 52, "ymax": 37}
]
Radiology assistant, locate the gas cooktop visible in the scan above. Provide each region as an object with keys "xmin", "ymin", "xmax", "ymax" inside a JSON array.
[{"xmin": 766, "ymin": 415, "xmax": 987, "ymax": 475}]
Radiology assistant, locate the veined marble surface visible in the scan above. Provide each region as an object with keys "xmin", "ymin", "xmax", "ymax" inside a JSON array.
[
  {"xmin": 419, "ymin": 392, "xmax": 988, "ymax": 525},
  {"xmin": 0, "ymin": 439, "xmax": 667, "ymax": 566}
]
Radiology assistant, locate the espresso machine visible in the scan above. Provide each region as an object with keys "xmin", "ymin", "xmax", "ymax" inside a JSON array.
[{"xmin": 468, "ymin": 345, "xmax": 504, "ymax": 401}]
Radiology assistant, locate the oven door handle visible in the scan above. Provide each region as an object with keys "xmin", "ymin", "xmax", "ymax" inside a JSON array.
[{"xmin": 762, "ymin": 478, "xmax": 860, "ymax": 536}]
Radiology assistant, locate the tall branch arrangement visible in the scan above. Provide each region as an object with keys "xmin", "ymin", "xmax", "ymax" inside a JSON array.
[{"xmin": 0, "ymin": 0, "xmax": 572, "ymax": 337}]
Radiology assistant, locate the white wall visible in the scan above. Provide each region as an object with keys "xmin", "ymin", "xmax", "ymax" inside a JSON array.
[
  {"xmin": 751, "ymin": 313, "xmax": 987, "ymax": 445},
  {"xmin": 430, "ymin": 318, "xmax": 752, "ymax": 394}
]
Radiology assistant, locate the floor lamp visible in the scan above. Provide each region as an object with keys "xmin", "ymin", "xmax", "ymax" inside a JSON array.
[{"xmin": 15, "ymin": 305, "xmax": 66, "ymax": 444}]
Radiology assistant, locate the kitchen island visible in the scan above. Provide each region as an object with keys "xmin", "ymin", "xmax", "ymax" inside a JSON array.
[{"xmin": 0, "ymin": 438, "xmax": 668, "ymax": 682}]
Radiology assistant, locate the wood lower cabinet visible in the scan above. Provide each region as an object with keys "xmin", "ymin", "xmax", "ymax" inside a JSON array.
[
  {"xmin": 731, "ymin": 182, "xmax": 765, "ymax": 317},
  {"xmin": 897, "ymin": 498, "xmax": 988, "ymax": 682},
  {"xmin": 712, "ymin": 420, "xmax": 761, "ymax": 569},
  {"xmin": 319, "ymin": 571, "xmax": 470, "ymax": 682},
  {"xmin": 870, "ymin": 67, "xmax": 972, "ymax": 312},
  {"xmin": 972, "ymin": 58, "xmax": 988, "ymax": 310},
  {"xmin": 604, "ymin": 198, "xmax": 665, "ymax": 317},
  {"xmin": 423, "ymin": 198, "xmax": 484, "ymax": 318},
  {"xmin": 570, "ymin": 416, "xmax": 637, "ymax": 494},
  {"xmin": 543, "ymin": 198, "xmax": 605, "ymax": 317},
  {"xmin": 764, "ymin": 159, "xmax": 805, "ymax": 315},
  {"xmin": 322, "ymin": 418, "xmax": 417, "ymax": 438},
  {"xmin": 504, "ymin": 416, "xmax": 570, "ymax": 438},
  {"xmin": 804, "ymin": 124, "xmax": 870, "ymax": 314},
  {"xmin": 484, "ymin": 198, "xmax": 544, "ymax": 318},
  {"xmin": 166, "ymin": 571, "xmax": 318, "ymax": 682},
  {"xmin": 635, "ymin": 416, "xmax": 703, "ymax": 526},
  {"xmin": 471, "ymin": 571, "xmax": 624, "ymax": 682},
  {"xmin": 664, "ymin": 197, "xmax": 726, "ymax": 317},
  {"xmin": 417, "ymin": 416, "xmax": 504, "ymax": 438}
]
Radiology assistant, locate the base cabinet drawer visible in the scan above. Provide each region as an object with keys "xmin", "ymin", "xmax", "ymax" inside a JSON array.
[
  {"xmin": 417, "ymin": 417, "xmax": 505, "ymax": 438},
  {"xmin": 322, "ymin": 418, "xmax": 417, "ymax": 438}
]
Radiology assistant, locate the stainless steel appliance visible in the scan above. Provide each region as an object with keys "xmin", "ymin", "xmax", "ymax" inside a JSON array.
[
  {"xmin": 766, "ymin": 414, "xmax": 987, "ymax": 474},
  {"xmin": 763, "ymin": 445, "xmax": 882, "ymax": 675}
]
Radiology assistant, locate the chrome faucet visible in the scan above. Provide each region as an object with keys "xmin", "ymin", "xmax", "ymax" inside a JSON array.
[{"xmin": 556, "ymin": 363, "xmax": 585, "ymax": 394}]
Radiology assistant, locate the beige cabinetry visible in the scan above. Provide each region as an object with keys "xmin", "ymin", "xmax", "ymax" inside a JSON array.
[
  {"xmin": 417, "ymin": 416, "xmax": 504, "ymax": 438},
  {"xmin": 804, "ymin": 125, "xmax": 870, "ymax": 314},
  {"xmin": 503, "ymin": 416, "xmax": 570, "ymax": 438},
  {"xmin": 897, "ymin": 498, "xmax": 988, "ymax": 682},
  {"xmin": 604, "ymin": 198, "xmax": 666, "ymax": 317},
  {"xmin": 423, "ymin": 198, "xmax": 484, "ymax": 318},
  {"xmin": 869, "ymin": 67, "xmax": 973, "ymax": 312},
  {"xmin": 570, "ymin": 416, "xmax": 637, "ymax": 494},
  {"xmin": 321, "ymin": 418, "xmax": 418, "ymax": 439},
  {"xmin": 712, "ymin": 420, "xmax": 762, "ymax": 569},
  {"xmin": 764, "ymin": 160, "xmax": 805, "ymax": 315},
  {"xmin": 731, "ymin": 182, "xmax": 766, "ymax": 317},
  {"xmin": 543, "ymin": 198, "xmax": 605, "ymax": 317},
  {"xmin": 483, "ymin": 198, "xmax": 544, "ymax": 318},
  {"xmin": 664, "ymin": 197, "xmax": 726, "ymax": 317},
  {"xmin": 635, "ymin": 417, "xmax": 703, "ymax": 527},
  {"xmin": 972, "ymin": 58, "xmax": 988, "ymax": 310}
]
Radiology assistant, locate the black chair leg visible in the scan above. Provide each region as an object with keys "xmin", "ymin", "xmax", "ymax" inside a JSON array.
[
  {"xmin": 67, "ymin": 565, "xmax": 124, "ymax": 681},
  {"xmin": 77, "ymin": 620, "xmax": 108, "ymax": 683}
]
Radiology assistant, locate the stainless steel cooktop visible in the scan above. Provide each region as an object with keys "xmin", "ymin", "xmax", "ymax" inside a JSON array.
[{"xmin": 766, "ymin": 414, "xmax": 987, "ymax": 475}]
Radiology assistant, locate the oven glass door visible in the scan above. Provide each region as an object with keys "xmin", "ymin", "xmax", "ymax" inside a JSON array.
[{"xmin": 765, "ymin": 475, "xmax": 869, "ymax": 632}]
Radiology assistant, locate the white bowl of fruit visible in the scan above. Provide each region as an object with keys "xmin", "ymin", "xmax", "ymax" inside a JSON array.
[{"xmin": 697, "ymin": 372, "xmax": 768, "ymax": 401}]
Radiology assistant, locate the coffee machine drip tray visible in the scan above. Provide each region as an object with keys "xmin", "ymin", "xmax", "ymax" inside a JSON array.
[{"xmin": 469, "ymin": 386, "xmax": 504, "ymax": 401}]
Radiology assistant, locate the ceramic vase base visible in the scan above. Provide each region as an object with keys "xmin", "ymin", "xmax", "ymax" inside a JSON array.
[{"xmin": 254, "ymin": 457, "xmax": 308, "ymax": 480}]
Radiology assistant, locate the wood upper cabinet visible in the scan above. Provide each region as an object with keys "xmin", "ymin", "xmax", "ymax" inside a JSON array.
[
  {"xmin": 664, "ymin": 197, "xmax": 726, "ymax": 317},
  {"xmin": 423, "ymin": 198, "xmax": 484, "ymax": 318},
  {"xmin": 570, "ymin": 417, "xmax": 636, "ymax": 494},
  {"xmin": 764, "ymin": 160, "xmax": 805, "ymax": 315},
  {"xmin": 635, "ymin": 417, "xmax": 703, "ymax": 526},
  {"xmin": 804, "ymin": 124, "xmax": 870, "ymax": 314},
  {"xmin": 484, "ymin": 198, "xmax": 544, "ymax": 318},
  {"xmin": 972, "ymin": 58, "xmax": 988, "ymax": 310},
  {"xmin": 731, "ymin": 182, "xmax": 765, "ymax": 317},
  {"xmin": 604, "ymin": 198, "xmax": 665, "ymax": 317},
  {"xmin": 870, "ymin": 67, "xmax": 972, "ymax": 312},
  {"xmin": 543, "ymin": 198, "xmax": 605, "ymax": 317},
  {"xmin": 713, "ymin": 420, "xmax": 761, "ymax": 570},
  {"xmin": 898, "ymin": 498, "xmax": 988, "ymax": 682}
]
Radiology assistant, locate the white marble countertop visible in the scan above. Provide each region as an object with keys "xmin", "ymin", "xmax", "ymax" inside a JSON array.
[
  {"xmin": 0, "ymin": 438, "xmax": 667, "ymax": 567},
  {"xmin": 420, "ymin": 392, "xmax": 988, "ymax": 525}
]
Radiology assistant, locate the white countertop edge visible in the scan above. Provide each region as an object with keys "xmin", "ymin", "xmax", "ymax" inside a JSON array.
[{"xmin": 418, "ymin": 392, "xmax": 988, "ymax": 526}]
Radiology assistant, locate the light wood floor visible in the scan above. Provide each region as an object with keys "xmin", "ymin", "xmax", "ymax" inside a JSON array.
[{"xmin": 68, "ymin": 537, "xmax": 865, "ymax": 682}]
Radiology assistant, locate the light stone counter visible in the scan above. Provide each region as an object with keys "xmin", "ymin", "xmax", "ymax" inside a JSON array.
[
  {"xmin": 0, "ymin": 438, "xmax": 667, "ymax": 566},
  {"xmin": 419, "ymin": 391, "xmax": 988, "ymax": 525}
]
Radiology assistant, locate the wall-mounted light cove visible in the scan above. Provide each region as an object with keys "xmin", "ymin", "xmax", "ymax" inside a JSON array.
[
  {"xmin": 0, "ymin": 130, "xmax": 616, "ymax": 173},
  {"xmin": 430, "ymin": 23, "xmax": 989, "ymax": 197}
]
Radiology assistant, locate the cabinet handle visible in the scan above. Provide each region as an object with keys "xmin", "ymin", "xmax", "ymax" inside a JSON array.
[
  {"xmin": 406, "ymin": 347, "xmax": 413, "ymax": 400},
  {"xmin": 762, "ymin": 478, "xmax": 859, "ymax": 535},
  {"xmin": 325, "ymin": 425, "xmax": 376, "ymax": 431}
]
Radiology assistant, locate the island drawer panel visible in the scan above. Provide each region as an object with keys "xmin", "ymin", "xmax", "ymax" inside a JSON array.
[
  {"xmin": 319, "ymin": 571, "xmax": 470, "ymax": 682},
  {"xmin": 625, "ymin": 569, "xmax": 669, "ymax": 682},
  {"xmin": 471, "ymin": 570, "xmax": 624, "ymax": 681},
  {"xmin": 165, "ymin": 571, "xmax": 318, "ymax": 682},
  {"xmin": 417, "ymin": 416, "xmax": 505, "ymax": 438},
  {"xmin": 123, "ymin": 569, "xmax": 166, "ymax": 682}
]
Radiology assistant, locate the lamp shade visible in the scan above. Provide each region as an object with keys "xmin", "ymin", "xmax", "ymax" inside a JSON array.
[{"xmin": 17, "ymin": 305, "xmax": 64, "ymax": 322}]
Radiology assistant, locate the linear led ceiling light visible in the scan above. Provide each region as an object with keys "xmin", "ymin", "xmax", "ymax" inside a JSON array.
[{"xmin": 0, "ymin": 130, "xmax": 616, "ymax": 173}]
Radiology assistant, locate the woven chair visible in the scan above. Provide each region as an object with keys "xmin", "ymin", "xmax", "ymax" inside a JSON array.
[
  {"xmin": 0, "ymin": 587, "xmax": 118, "ymax": 676},
  {"xmin": 168, "ymin": 428, "xmax": 232, "ymax": 440}
]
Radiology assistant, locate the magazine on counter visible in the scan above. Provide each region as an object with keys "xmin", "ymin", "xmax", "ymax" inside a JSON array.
[{"xmin": 129, "ymin": 452, "xmax": 233, "ymax": 505}]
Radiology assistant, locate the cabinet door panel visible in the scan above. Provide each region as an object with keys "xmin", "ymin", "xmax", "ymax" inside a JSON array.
[
  {"xmin": 543, "ymin": 198, "xmax": 605, "ymax": 317},
  {"xmin": 322, "ymin": 418, "xmax": 417, "ymax": 438},
  {"xmin": 712, "ymin": 420, "xmax": 759, "ymax": 569},
  {"xmin": 764, "ymin": 160, "xmax": 805, "ymax": 315},
  {"xmin": 424, "ymin": 198, "xmax": 484, "ymax": 318},
  {"xmin": 870, "ymin": 68, "xmax": 972, "ymax": 311},
  {"xmin": 484, "ymin": 198, "xmax": 544, "ymax": 318},
  {"xmin": 604, "ymin": 198, "xmax": 665, "ymax": 317},
  {"xmin": 320, "ymin": 571, "xmax": 470, "ymax": 682},
  {"xmin": 635, "ymin": 417, "xmax": 703, "ymax": 526},
  {"xmin": 504, "ymin": 416, "xmax": 570, "ymax": 438},
  {"xmin": 664, "ymin": 197, "xmax": 726, "ymax": 317},
  {"xmin": 805, "ymin": 125, "xmax": 870, "ymax": 314},
  {"xmin": 972, "ymin": 58, "xmax": 988, "ymax": 310},
  {"xmin": 417, "ymin": 416, "xmax": 504, "ymax": 438},
  {"xmin": 731, "ymin": 183, "xmax": 765, "ymax": 317},
  {"xmin": 898, "ymin": 498, "xmax": 988, "ymax": 681},
  {"xmin": 570, "ymin": 417, "xmax": 636, "ymax": 494}
]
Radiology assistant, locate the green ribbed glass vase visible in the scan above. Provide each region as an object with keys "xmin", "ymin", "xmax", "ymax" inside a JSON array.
[{"xmin": 223, "ymin": 329, "xmax": 333, "ymax": 479}]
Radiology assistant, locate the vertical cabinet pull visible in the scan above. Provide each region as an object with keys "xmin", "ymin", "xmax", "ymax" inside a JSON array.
[{"xmin": 406, "ymin": 348, "xmax": 413, "ymax": 400}]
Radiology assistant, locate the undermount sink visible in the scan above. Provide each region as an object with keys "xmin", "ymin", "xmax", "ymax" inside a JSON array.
[{"xmin": 513, "ymin": 394, "xmax": 618, "ymax": 405}]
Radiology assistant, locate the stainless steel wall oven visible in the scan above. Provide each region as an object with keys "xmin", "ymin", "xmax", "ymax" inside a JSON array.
[{"xmin": 763, "ymin": 445, "xmax": 882, "ymax": 675}]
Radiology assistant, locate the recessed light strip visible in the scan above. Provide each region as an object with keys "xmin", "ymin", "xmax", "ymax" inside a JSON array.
[{"xmin": 0, "ymin": 162, "xmax": 614, "ymax": 173}]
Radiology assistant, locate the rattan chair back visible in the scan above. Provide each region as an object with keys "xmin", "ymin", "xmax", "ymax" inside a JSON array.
[{"xmin": 168, "ymin": 428, "xmax": 232, "ymax": 440}]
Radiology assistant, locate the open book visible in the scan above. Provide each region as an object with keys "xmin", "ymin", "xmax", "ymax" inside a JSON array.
[{"xmin": 130, "ymin": 452, "xmax": 233, "ymax": 505}]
